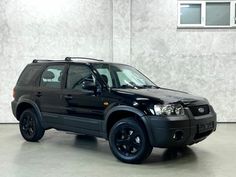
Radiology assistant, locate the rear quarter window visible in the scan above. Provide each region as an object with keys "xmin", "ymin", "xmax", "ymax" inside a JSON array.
[{"xmin": 17, "ymin": 65, "xmax": 41, "ymax": 86}]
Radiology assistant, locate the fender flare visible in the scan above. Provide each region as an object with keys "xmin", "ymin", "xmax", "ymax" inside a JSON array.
[
  {"xmin": 103, "ymin": 105, "xmax": 154, "ymax": 144},
  {"xmin": 16, "ymin": 98, "xmax": 45, "ymax": 127}
]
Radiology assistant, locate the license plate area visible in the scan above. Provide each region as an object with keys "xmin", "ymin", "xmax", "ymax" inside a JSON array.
[{"xmin": 198, "ymin": 122, "xmax": 214, "ymax": 133}]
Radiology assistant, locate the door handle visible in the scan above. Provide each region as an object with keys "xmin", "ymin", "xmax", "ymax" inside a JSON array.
[
  {"xmin": 36, "ymin": 92, "xmax": 42, "ymax": 97},
  {"xmin": 64, "ymin": 95, "xmax": 73, "ymax": 99}
]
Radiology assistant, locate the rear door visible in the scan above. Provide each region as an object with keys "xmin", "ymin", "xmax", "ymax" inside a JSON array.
[{"xmin": 35, "ymin": 63, "xmax": 66, "ymax": 125}]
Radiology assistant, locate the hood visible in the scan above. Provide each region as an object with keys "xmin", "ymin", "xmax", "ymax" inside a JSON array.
[{"xmin": 112, "ymin": 87, "xmax": 207, "ymax": 105}]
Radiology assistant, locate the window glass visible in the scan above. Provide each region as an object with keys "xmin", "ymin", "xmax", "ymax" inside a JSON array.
[
  {"xmin": 17, "ymin": 65, "xmax": 41, "ymax": 86},
  {"xmin": 180, "ymin": 4, "xmax": 201, "ymax": 24},
  {"xmin": 206, "ymin": 3, "xmax": 230, "ymax": 26},
  {"xmin": 235, "ymin": 3, "xmax": 236, "ymax": 24},
  {"xmin": 96, "ymin": 68, "xmax": 113, "ymax": 87},
  {"xmin": 93, "ymin": 63, "xmax": 156, "ymax": 89},
  {"xmin": 117, "ymin": 70, "xmax": 146, "ymax": 87},
  {"xmin": 67, "ymin": 65, "xmax": 95, "ymax": 90},
  {"xmin": 40, "ymin": 65, "xmax": 64, "ymax": 89}
]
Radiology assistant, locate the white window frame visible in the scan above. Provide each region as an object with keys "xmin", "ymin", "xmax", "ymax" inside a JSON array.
[
  {"xmin": 177, "ymin": 1, "xmax": 205, "ymax": 27},
  {"xmin": 231, "ymin": 1, "xmax": 236, "ymax": 26},
  {"xmin": 178, "ymin": 1, "xmax": 236, "ymax": 28}
]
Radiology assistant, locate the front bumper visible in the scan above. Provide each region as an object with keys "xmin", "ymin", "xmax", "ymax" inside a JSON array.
[{"xmin": 145, "ymin": 105, "xmax": 217, "ymax": 148}]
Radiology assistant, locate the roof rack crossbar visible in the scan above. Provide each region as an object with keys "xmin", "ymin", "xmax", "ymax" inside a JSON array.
[{"xmin": 65, "ymin": 57, "xmax": 103, "ymax": 62}]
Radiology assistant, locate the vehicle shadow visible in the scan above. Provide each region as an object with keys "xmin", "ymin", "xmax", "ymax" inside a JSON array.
[
  {"xmin": 74, "ymin": 134, "xmax": 98, "ymax": 147},
  {"xmin": 73, "ymin": 135, "xmax": 111, "ymax": 154},
  {"xmin": 73, "ymin": 135, "xmax": 197, "ymax": 164},
  {"xmin": 145, "ymin": 146, "xmax": 197, "ymax": 164},
  {"xmin": 15, "ymin": 133, "xmax": 197, "ymax": 165}
]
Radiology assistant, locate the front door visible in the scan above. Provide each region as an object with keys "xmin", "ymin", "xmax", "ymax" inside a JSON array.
[{"xmin": 62, "ymin": 63, "xmax": 105, "ymax": 135}]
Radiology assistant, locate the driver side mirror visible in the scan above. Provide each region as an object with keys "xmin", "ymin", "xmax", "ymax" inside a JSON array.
[{"xmin": 82, "ymin": 80, "xmax": 97, "ymax": 91}]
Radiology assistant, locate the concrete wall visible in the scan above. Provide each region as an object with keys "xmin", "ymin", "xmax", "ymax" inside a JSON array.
[
  {"xmin": 0, "ymin": 0, "xmax": 235, "ymax": 122},
  {"xmin": 0, "ymin": 0, "xmax": 113, "ymax": 122},
  {"xmin": 130, "ymin": 0, "xmax": 236, "ymax": 122}
]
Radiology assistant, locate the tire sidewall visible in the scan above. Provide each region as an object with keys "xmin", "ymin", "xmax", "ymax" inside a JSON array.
[
  {"xmin": 19, "ymin": 108, "xmax": 44, "ymax": 141},
  {"xmin": 109, "ymin": 118, "xmax": 150, "ymax": 163}
]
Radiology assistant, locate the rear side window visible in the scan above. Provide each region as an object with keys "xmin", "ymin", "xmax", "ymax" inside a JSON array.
[
  {"xmin": 17, "ymin": 65, "xmax": 41, "ymax": 86},
  {"xmin": 40, "ymin": 65, "xmax": 65, "ymax": 89}
]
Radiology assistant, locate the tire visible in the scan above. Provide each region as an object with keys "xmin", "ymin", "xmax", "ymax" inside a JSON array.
[
  {"xmin": 19, "ymin": 108, "xmax": 45, "ymax": 142},
  {"xmin": 109, "ymin": 118, "xmax": 153, "ymax": 164}
]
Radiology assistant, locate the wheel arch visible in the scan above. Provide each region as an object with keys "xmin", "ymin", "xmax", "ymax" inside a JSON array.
[
  {"xmin": 104, "ymin": 105, "xmax": 153, "ymax": 143},
  {"xmin": 16, "ymin": 99, "xmax": 43, "ymax": 123}
]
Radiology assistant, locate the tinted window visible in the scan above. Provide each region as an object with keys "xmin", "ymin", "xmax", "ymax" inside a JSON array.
[
  {"xmin": 40, "ymin": 65, "xmax": 64, "ymax": 89},
  {"xmin": 96, "ymin": 68, "xmax": 113, "ymax": 87},
  {"xmin": 17, "ymin": 65, "xmax": 41, "ymax": 86},
  {"xmin": 67, "ymin": 65, "xmax": 95, "ymax": 90},
  {"xmin": 93, "ymin": 64, "xmax": 155, "ymax": 88}
]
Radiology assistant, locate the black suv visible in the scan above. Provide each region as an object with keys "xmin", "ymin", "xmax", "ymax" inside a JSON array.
[{"xmin": 12, "ymin": 57, "xmax": 217, "ymax": 163}]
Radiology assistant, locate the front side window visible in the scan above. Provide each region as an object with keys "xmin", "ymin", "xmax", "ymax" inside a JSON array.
[
  {"xmin": 96, "ymin": 68, "xmax": 113, "ymax": 87},
  {"xmin": 66, "ymin": 64, "xmax": 96, "ymax": 90},
  {"xmin": 40, "ymin": 65, "xmax": 64, "ymax": 89},
  {"xmin": 94, "ymin": 64, "xmax": 156, "ymax": 89}
]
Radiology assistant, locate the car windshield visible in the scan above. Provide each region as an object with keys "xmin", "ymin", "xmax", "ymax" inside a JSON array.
[{"xmin": 93, "ymin": 63, "xmax": 158, "ymax": 89}]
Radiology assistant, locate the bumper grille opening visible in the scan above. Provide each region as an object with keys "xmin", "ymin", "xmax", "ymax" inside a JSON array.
[{"xmin": 189, "ymin": 105, "xmax": 210, "ymax": 116}]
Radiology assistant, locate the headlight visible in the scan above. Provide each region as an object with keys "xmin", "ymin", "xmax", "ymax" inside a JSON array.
[{"xmin": 153, "ymin": 104, "xmax": 184, "ymax": 116}]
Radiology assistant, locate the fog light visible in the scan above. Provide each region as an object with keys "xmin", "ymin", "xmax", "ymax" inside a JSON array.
[{"xmin": 173, "ymin": 130, "xmax": 184, "ymax": 141}]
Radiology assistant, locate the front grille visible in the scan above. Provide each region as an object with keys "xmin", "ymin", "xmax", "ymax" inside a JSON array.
[{"xmin": 189, "ymin": 105, "xmax": 210, "ymax": 116}]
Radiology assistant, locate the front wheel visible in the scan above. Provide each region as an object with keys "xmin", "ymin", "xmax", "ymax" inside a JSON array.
[
  {"xmin": 19, "ymin": 108, "xmax": 45, "ymax": 142},
  {"xmin": 109, "ymin": 118, "xmax": 153, "ymax": 164}
]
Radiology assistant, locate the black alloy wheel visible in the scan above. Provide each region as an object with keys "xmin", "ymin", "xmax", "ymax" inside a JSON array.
[
  {"xmin": 109, "ymin": 118, "xmax": 153, "ymax": 164},
  {"xmin": 19, "ymin": 108, "xmax": 45, "ymax": 142}
]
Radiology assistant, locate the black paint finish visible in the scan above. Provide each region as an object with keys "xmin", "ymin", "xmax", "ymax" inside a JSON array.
[{"xmin": 11, "ymin": 59, "xmax": 217, "ymax": 147}]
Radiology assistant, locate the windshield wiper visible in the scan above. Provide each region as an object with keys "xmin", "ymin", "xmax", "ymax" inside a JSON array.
[
  {"xmin": 139, "ymin": 85, "xmax": 159, "ymax": 89},
  {"xmin": 119, "ymin": 84, "xmax": 138, "ymax": 89}
]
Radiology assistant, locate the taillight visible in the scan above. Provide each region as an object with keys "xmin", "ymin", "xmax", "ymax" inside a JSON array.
[{"xmin": 13, "ymin": 87, "xmax": 16, "ymax": 99}]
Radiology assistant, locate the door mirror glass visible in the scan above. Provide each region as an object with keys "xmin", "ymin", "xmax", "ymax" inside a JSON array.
[{"xmin": 82, "ymin": 80, "xmax": 97, "ymax": 91}]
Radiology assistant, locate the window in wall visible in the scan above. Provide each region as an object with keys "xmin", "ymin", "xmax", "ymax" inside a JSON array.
[
  {"xmin": 234, "ymin": 2, "xmax": 236, "ymax": 24},
  {"xmin": 206, "ymin": 2, "xmax": 230, "ymax": 26},
  {"xmin": 180, "ymin": 3, "xmax": 202, "ymax": 25},
  {"xmin": 178, "ymin": 1, "xmax": 236, "ymax": 28}
]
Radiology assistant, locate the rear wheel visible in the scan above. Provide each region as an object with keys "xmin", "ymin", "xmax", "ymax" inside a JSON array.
[
  {"xmin": 109, "ymin": 118, "xmax": 153, "ymax": 164},
  {"xmin": 19, "ymin": 108, "xmax": 45, "ymax": 142}
]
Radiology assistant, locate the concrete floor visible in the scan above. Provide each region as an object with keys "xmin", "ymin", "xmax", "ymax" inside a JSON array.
[{"xmin": 0, "ymin": 124, "xmax": 235, "ymax": 177}]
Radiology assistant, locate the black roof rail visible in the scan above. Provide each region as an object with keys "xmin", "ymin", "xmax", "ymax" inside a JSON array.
[
  {"xmin": 65, "ymin": 57, "xmax": 103, "ymax": 62},
  {"xmin": 32, "ymin": 57, "xmax": 104, "ymax": 63},
  {"xmin": 32, "ymin": 59, "xmax": 55, "ymax": 63}
]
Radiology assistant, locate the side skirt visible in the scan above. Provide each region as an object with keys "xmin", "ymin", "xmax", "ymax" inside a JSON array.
[{"xmin": 41, "ymin": 112, "xmax": 105, "ymax": 138}]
